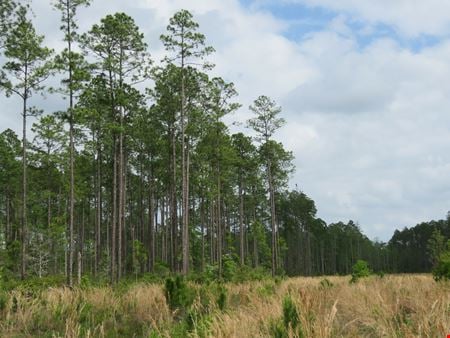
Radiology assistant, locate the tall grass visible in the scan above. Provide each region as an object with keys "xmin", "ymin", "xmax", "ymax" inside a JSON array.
[{"xmin": 0, "ymin": 274, "xmax": 448, "ymax": 337}]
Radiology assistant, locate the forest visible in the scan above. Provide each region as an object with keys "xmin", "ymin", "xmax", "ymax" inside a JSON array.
[{"xmin": 1, "ymin": 0, "xmax": 450, "ymax": 286}]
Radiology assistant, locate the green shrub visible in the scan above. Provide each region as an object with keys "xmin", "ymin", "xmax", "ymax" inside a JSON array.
[
  {"xmin": 432, "ymin": 241, "xmax": 450, "ymax": 281},
  {"xmin": 282, "ymin": 295, "xmax": 299, "ymax": 330},
  {"xmin": 257, "ymin": 281, "xmax": 275, "ymax": 298},
  {"xmin": 268, "ymin": 296, "xmax": 303, "ymax": 338},
  {"xmin": 11, "ymin": 295, "xmax": 17, "ymax": 313},
  {"xmin": 154, "ymin": 261, "xmax": 171, "ymax": 277},
  {"xmin": 269, "ymin": 318, "xmax": 287, "ymax": 338},
  {"xmin": 0, "ymin": 292, "xmax": 7, "ymax": 312},
  {"xmin": 164, "ymin": 276, "xmax": 195, "ymax": 314},
  {"xmin": 350, "ymin": 260, "xmax": 371, "ymax": 283},
  {"xmin": 217, "ymin": 285, "xmax": 227, "ymax": 311},
  {"xmin": 222, "ymin": 254, "xmax": 238, "ymax": 282}
]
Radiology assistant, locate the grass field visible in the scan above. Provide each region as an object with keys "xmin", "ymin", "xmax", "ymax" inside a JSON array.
[{"xmin": 0, "ymin": 274, "xmax": 448, "ymax": 337}]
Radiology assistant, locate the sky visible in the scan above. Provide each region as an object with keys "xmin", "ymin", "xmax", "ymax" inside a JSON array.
[{"xmin": 2, "ymin": 0, "xmax": 450, "ymax": 241}]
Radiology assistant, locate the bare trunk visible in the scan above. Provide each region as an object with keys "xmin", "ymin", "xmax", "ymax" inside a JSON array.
[
  {"xmin": 161, "ymin": 197, "xmax": 166, "ymax": 263},
  {"xmin": 117, "ymin": 109, "xmax": 124, "ymax": 281},
  {"xmin": 209, "ymin": 199, "xmax": 214, "ymax": 264},
  {"xmin": 110, "ymin": 138, "xmax": 117, "ymax": 284},
  {"xmin": 268, "ymin": 159, "xmax": 277, "ymax": 277},
  {"xmin": 239, "ymin": 183, "xmax": 244, "ymax": 265},
  {"xmin": 67, "ymin": 3, "xmax": 75, "ymax": 287},
  {"xmin": 181, "ymin": 69, "xmax": 188, "ymax": 275},
  {"xmin": 148, "ymin": 167, "xmax": 155, "ymax": 272},
  {"xmin": 217, "ymin": 173, "xmax": 222, "ymax": 277},
  {"xmin": 200, "ymin": 196, "xmax": 205, "ymax": 272},
  {"xmin": 95, "ymin": 139, "xmax": 102, "ymax": 276},
  {"xmin": 6, "ymin": 194, "xmax": 10, "ymax": 246},
  {"xmin": 21, "ymin": 93, "xmax": 27, "ymax": 280},
  {"xmin": 123, "ymin": 155, "xmax": 127, "ymax": 276},
  {"xmin": 77, "ymin": 251, "xmax": 82, "ymax": 285},
  {"xmin": 170, "ymin": 126, "xmax": 177, "ymax": 271}
]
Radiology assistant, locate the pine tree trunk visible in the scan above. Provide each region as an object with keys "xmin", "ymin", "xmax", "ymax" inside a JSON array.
[
  {"xmin": 268, "ymin": 159, "xmax": 277, "ymax": 277},
  {"xmin": 200, "ymin": 196, "xmax": 205, "ymax": 272},
  {"xmin": 67, "ymin": 4, "xmax": 75, "ymax": 287},
  {"xmin": 148, "ymin": 167, "xmax": 155, "ymax": 272},
  {"xmin": 217, "ymin": 173, "xmax": 222, "ymax": 277},
  {"xmin": 110, "ymin": 137, "xmax": 117, "ymax": 284},
  {"xmin": 21, "ymin": 94, "xmax": 27, "ymax": 280},
  {"xmin": 118, "ymin": 111, "xmax": 124, "ymax": 281},
  {"xmin": 95, "ymin": 138, "xmax": 102, "ymax": 277},
  {"xmin": 181, "ymin": 68, "xmax": 189, "ymax": 275},
  {"xmin": 170, "ymin": 126, "xmax": 177, "ymax": 271},
  {"xmin": 239, "ymin": 182, "xmax": 244, "ymax": 265}
]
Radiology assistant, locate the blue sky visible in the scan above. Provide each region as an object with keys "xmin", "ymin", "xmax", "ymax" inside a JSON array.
[{"xmin": 240, "ymin": 0, "xmax": 446, "ymax": 52}]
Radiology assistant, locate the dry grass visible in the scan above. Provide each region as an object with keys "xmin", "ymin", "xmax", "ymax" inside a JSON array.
[
  {"xmin": 210, "ymin": 275, "xmax": 450, "ymax": 337},
  {"xmin": 0, "ymin": 274, "xmax": 448, "ymax": 337}
]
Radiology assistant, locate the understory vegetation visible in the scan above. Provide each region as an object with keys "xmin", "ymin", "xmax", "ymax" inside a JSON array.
[{"xmin": 0, "ymin": 274, "xmax": 448, "ymax": 337}]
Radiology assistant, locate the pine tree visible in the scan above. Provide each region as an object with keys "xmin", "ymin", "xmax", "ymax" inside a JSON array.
[
  {"xmin": 161, "ymin": 10, "xmax": 214, "ymax": 274},
  {"xmin": 247, "ymin": 96, "xmax": 289, "ymax": 276},
  {"xmin": 53, "ymin": 0, "xmax": 92, "ymax": 287},
  {"xmin": 81, "ymin": 12, "xmax": 151, "ymax": 283},
  {"xmin": 0, "ymin": 6, "xmax": 53, "ymax": 279}
]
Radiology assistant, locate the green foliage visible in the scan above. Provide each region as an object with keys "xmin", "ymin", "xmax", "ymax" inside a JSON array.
[
  {"xmin": 132, "ymin": 240, "xmax": 147, "ymax": 275},
  {"xmin": 164, "ymin": 276, "xmax": 195, "ymax": 313},
  {"xmin": 269, "ymin": 318, "xmax": 288, "ymax": 338},
  {"xmin": 427, "ymin": 229, "xmax": 446, "ymax": 266},
  {"xmin": 257, "ymin": 281, "xmax": 276, "ymax": 298},
  {"xmin": 160, "ymin": 9, "xmax": 214, "ymax": 68},
  {"xmin": 0, "ymin": 0, "xmax": 15, "ymax": 43},
  {"xmin": 1, "ymin": 6, "xmax": 53, "ymax": 98},
  {"xmin": 222, "ymin": 254, "xmax": 238, "ymax": 282},
  {"xmin": 217, "ymin": 285, "xmax": 227, "ymax": 311},
  {"xmin": 432, "ymin": 240, "xmax": 450, "ymax": 281},
  {"xmin": 350, "ymin": 260, "xmax": 371, "ymax": 283},
  {"xmin": 11, "ymin": 295, "xmax": 17, "ymax": 313},
  {"xmin": 282, "ymin": 295, "xmax": 299, "ymax": 330},
  {"xmin": 268, "ymin": 295, "xmax": 303, "ymax": 338},
  {"xmin": 247, "ymin": 95, "xmax": 285, "ymax": 142},
  {"xmin": 153, "ymin": 262, "xmax": 171, "ymax": 277},
  {"xmin": 0, "ymin": 292, "xmax": 8, "ymax": 312},
  {"xmin": 4, "ymin": 240, "xmax": 20, "ymax": 272}
]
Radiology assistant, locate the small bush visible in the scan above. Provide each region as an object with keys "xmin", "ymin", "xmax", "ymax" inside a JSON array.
[
  {"xmin": 11, "ymin": 295, "xmax": 17, "ymax": 313},
  {"xmin": 217, "ymin": 286, "xmax": 227, "ymax": 311},
  {"xmin": 268, "ymin": 296, "xmax": 303, "ymax": 338},
  {"xmin": 282, "ymin": 295, "xmax": 299, "ymax": 330},
  {"xmin": 153, "ymin": 261, "xmax": 171, "ymax": 277},
  {"xmin": 432, "ymin": 241, "xmax": 450, "ymax": 281},
  {"xmin": 164, "ymin": 276, "xmax": 195, "ymax": 314},
  {"xmin": 222, "ymin": 254, "xmax": 238, "ymax": 282},
  {"xmin": 257, "ymin": 281, "xmax": 275, "ymax": 298},
  {"xmin": 350, "ymin": 260, "xmax": 371, "ymax": 283},
  {"xmin": 269, "ymin": 318, "xmax": 287, "ymax": 338},
  {"xmin": 0, "ymin": 292, "xmax": 7, "ymax": 312}
]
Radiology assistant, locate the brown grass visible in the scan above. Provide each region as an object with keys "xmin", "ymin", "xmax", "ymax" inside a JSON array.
[{"xmin": 0, "ymin": 274, "xmax": 448, "ymax": 337}]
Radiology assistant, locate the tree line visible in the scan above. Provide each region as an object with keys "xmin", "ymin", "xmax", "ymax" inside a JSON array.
[{"xmin": 0, "ymin": 1, "xmax": 448, "ymax": 285}]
